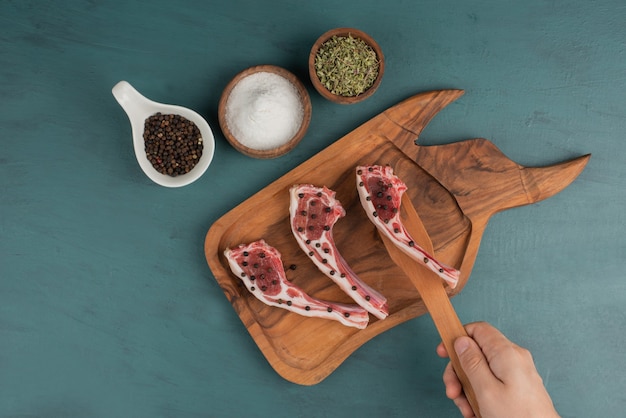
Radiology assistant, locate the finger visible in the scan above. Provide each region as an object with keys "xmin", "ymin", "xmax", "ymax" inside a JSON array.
[
  {"xmin": 464, "ymin": 322, "xmax": 528, "ymax": 382},
  {"xmin": 453, "ymin": 396, "xmax": 476, "ymax": 418},
  {"xmin": 442, "ymin": 362, "xmax": 463, "ymax": 400},
  {"xmin": 454, "ymin": 335, "xmax": 500, "ymax": 391},
  {"xmin": 436, "ymin": 342, "xmax": 449, "ymax": 358},
  {"xmin": 443, "ymin": 362, "xmax": 475, "ymax": 418}
]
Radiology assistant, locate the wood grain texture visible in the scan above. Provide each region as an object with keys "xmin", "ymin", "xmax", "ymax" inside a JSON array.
[{"xmin": 204, "ymin": 90, "xmax": 590, "ymax": 385}]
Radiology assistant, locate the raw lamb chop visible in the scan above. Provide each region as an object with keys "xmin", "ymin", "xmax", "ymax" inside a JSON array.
[
  {"xmin": 224, "ymin": 240, "xmax": 370, "ymax": 329},
  {"xmin": 289, "ymin": 184, "xmax": 389, "ymax": 320},
  {"xmin": 356, "ymin": 165, "xmax": 460, "ymax": 288}
]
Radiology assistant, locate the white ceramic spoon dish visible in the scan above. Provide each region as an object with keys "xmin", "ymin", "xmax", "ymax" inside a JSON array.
[{"xmin": 112, "ymin": 80, "xmax": 215, "ymax": 187}]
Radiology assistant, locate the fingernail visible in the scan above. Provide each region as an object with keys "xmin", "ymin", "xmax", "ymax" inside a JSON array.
[{"xmin": 454, "ymin": 337, "xmax": 470, "ymax": 354}]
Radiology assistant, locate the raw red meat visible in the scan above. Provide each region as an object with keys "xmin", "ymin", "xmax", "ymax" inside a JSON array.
[
  {"xmin": 356, "ymin": 165, "xmax": 460, "ymax": 288},
  {"xmin": 224, "ymin": 240, "xmax": 370, "ymax": 329},
  {"xmin": 289, "ymin": 184, "xmax": 389, "ymax": 320}
]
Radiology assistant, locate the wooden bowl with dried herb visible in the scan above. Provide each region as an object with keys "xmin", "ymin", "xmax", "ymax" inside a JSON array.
[{"xmin": 309, "ymin": 28, "xmax": 384, "ymax": 104}]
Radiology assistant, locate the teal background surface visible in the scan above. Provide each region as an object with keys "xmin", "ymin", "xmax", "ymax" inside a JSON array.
[{"xmin": 2, "ymin": 1, "xmax": 625, "ymax": 417}]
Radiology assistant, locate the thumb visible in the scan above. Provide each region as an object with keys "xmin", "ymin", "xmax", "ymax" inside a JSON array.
[{"xmin": 454, "ymin": 336, "xmax": 497, "ymax": 390}]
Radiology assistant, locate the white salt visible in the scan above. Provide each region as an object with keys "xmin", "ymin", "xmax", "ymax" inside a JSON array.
[{"xmin": 225, "ymin": 71, "xmax": 304, "ymax": 151}]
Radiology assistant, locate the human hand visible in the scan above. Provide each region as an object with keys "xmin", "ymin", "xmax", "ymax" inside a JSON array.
[{"xmin": 436, "ymin": 322, "xmax": 559, "ymax": 418}]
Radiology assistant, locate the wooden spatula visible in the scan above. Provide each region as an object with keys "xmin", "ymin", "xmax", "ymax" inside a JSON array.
[{"xmin": 380, "ymin": 193, "xmax": 481, "ymax": 418}]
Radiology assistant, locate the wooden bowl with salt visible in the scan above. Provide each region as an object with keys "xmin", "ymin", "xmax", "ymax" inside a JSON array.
[
  {"xmin": 309, "ymin": 28, "xmax": 384, "ymax": 105},
  {"xmin": 218, "ymin": 65, "xmax": 312, "ymax": 159}
]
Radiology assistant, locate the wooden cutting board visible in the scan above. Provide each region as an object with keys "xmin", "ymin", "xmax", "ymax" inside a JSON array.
[{"xmin": 204, "ymin": 89, "xmax": 590, "ymax": 385}]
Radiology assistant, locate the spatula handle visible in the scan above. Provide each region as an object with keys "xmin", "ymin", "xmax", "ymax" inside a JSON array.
[
  {"xmin": 382, "ymin": 194, "xmax": 481, "ymax": 416},
  {"xmin": 421, "ymin": 281, "xmax": 481, "ymax": 418}
]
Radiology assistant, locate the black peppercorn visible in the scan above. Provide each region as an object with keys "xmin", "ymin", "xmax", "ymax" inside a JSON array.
[{"xmin": 143, "ymin": 113, "xmax": 203, "ymax": 177}]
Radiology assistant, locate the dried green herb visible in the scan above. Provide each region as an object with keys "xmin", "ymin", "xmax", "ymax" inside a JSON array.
[{"xmin": 314, "ymin": 35, "xmax": 379, "ymax": 97}]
